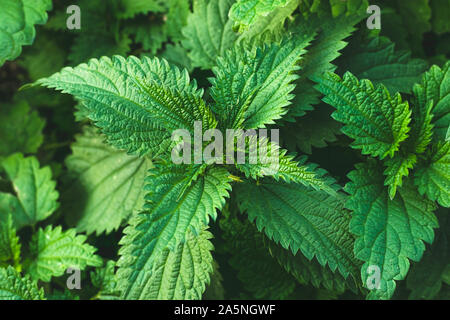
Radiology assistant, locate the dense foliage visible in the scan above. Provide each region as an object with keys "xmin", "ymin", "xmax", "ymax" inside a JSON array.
[{"xmin": 0, "ymin": 0, "xmax": 449, "ymax": 300}]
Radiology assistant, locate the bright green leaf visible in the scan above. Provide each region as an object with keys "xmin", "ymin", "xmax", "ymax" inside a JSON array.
[
  {"xmin": 0, "ymin": 266, "xmax": 44, "ymax": 300},
  {"xmin": 229, "ymin": 0, "xmax": 291, "ymax": 32},
  {"xmin": 235, "ymin": 180, "xmax": 360, "ymax": 279},
  {"xmin": 316, "ymin": 72, "xmax": 412, "ymax": 159},
  {"xmin": 0, "ymin": 153, "xmax": 59, "ymax": 230},
  {"xmin": 182, "ymin": 0, "xmax": 238, "ymax": 70},
  {"xmin": 63, "ymin": 127, "xmax": 153, "ymax": 235},
  {"xmin": 27, "ymin": 226, "xmax": 103, "ymax": 282},
  {"xmin": 34, "ymin": 55, "xmax": 216, "ymax": 157},
  {"xmin": 346, "ymin": 161, "xmax": 438, "ymax": 299},
  {"xmin": 117, "ymin": 164, "xmax": 231, "ymax": 299},
  {"xmin": 415, "ymin": 141, "xmax": 450, "ymax": 208},
  {"xmin": 0, "ymin": 0, "xmax": 52, "ymax": 66},
  {"xmin": 210, "ymin": 34, "xmax": 314, "ymax": 129}
]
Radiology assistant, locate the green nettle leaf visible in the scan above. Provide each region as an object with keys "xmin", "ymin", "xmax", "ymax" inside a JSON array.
[
  {"xmin": 0, "ymin": 153, "xmax": 59, "ymax": 230},
  {"xmin": 235, "ymin": 143, "xmax": 339, "ymax": 195},
  {"xmin": 0, "ymin": 0, "xmax": 52, "ymax": 66},
  {"xmin": 235, "ymin": 0, "xmax": 299, "ymax": 43},
  {"xmin": 26, "ymin": 226, "xmax": 103, "ymax": 282},
  {"xmin": 210, "ymin": 34, "xmax": 314, "ymax": 129},
  {"xmin": 407, "ymin": 212, "xmax": 450, "ymax": 300},
  {"xmin": 63, "ymin": 127, "xmax": 153, "ymax": 235},
  {"xmin": 119, "ymin": 227, "xmax": 214, "ymax": 300},
  {"xmin": 0, "ymin": 100, "xmax": 45, "ymax": 158},
  {"xmin": 265, "ymin": 237, "xmax": 359, "ymax": 294},
  {"xmin": 316, "ymin": 72, "xmax": 412, "ymax": 159},
  {"xmin": 337, "ymin": 35, "xmax": 428, "ymax": 94},
  {"xmin": 0, "ymin": 214, "xmax": 21, "ymax": 269},
  {"xmin": 409, "ymin": 99, "xmax": 434, "ymax": 156},
  {"xmin": 414, "ymin": 141, "xmax": 450, "ymax": 208},
  {"xmin": 235, "ymin": 180, "xmax": 360, "ymax": 280},
  {"xmin": 0, "ymin": 266, "xmax": 44, "ymax": 300},
  {"xmin": 346, "ymin": 161, "xmax": 438, "ymax": 300},
  {"xmin": 0, "ymin": 0, "xmax": 447, "ymax": 302},
  {"xmin": 229, "ymin": 0, "xmax": 291, "ymax": 32},
  {"xmin": 384, "ymin": 153, "xmax": 417, "ymax": 200},
  {"xmin": 34, "ymin": 55, "xmax": 216, "ymax": 157},
  {"xmin": 117, "ymin": 164, "xmax": 231, "ymax": 299},
  {"xmin": 182, "ymin": 0, "xmax": 238, "ymax": 70},
  {"xmin": 412, "ymin": 62, "xmax": 450, "ymax": 140}
]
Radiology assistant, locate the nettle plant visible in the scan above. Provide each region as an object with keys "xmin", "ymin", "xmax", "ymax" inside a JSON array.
[{"xmin": 0, "ymin": 0, "xmax": 449, "ymax": 300}]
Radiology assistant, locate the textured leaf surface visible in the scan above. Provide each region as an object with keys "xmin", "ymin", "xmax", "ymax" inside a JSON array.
[
  {"xmin": 0, "ymin": 0, "xmax": 52, "ymax": 66},
  {"xmin": 35, "ymin": 55, "xmax": 215, "ymax": 156},
  {"xmin": 210, "ymin": 34, "xmax": 314, "ymax": 129},
  {"xmin": 414, "ymin": 142, "xmax": 450, "ymax": 208},
  {"xmin": 229, "ymin": 0, "xmax": 290, "ymax": 32},
  {"xmin": 119, "ymin": 227, "xmax": 214, "ymax": 300},
  {"xmin": 238, "ymin": 0, "xmax": 299, "ymax": 43},
  {"xmin": 0, "ymin": 266, "xmax": 44, "ymax": 300},
  {"xmin": 384, "ymin": 153, "xmax": 417, "ymax": 200},
  {"xmin": 117, "ymin": 164, "xmax": 231, "ymax": 299},
  {"xmin": 265, "ymin": 235, "xmax": 359, "ymax": 294},
  {"xmin": 63, "ymin": 127, "xmax": 152, "ymax": 235},
  {"xmin": 346, "ymin": 161, "xmax": 438, "ymax": 299},
  {"xmin": 316, "ymin": 72, "xmax": 412, "ymax": 159},
  {"xmin": 27, "ymin": 226, "xmax": 103, "ymax": 282},
  {"xmin": 409, "ymin": 98, "xmax": 434, "ymax": 156},
  {"xmin": 235, "ymin": 143, "xmax": 338, "ymax": 195},
  {"xmin": 0, "ymin": 153, "xmax": 59, "ymax": 229},
  {"xmin": 235, "ymin": 180, "xmax": 360, "ymax": 279},
  {"xmin": 412, "ymin": 62, "xmax": 450, "ymax": 140},
  {"xmin": 182, "ymin": 0, "xmax": 238, "ymax": 70}
]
